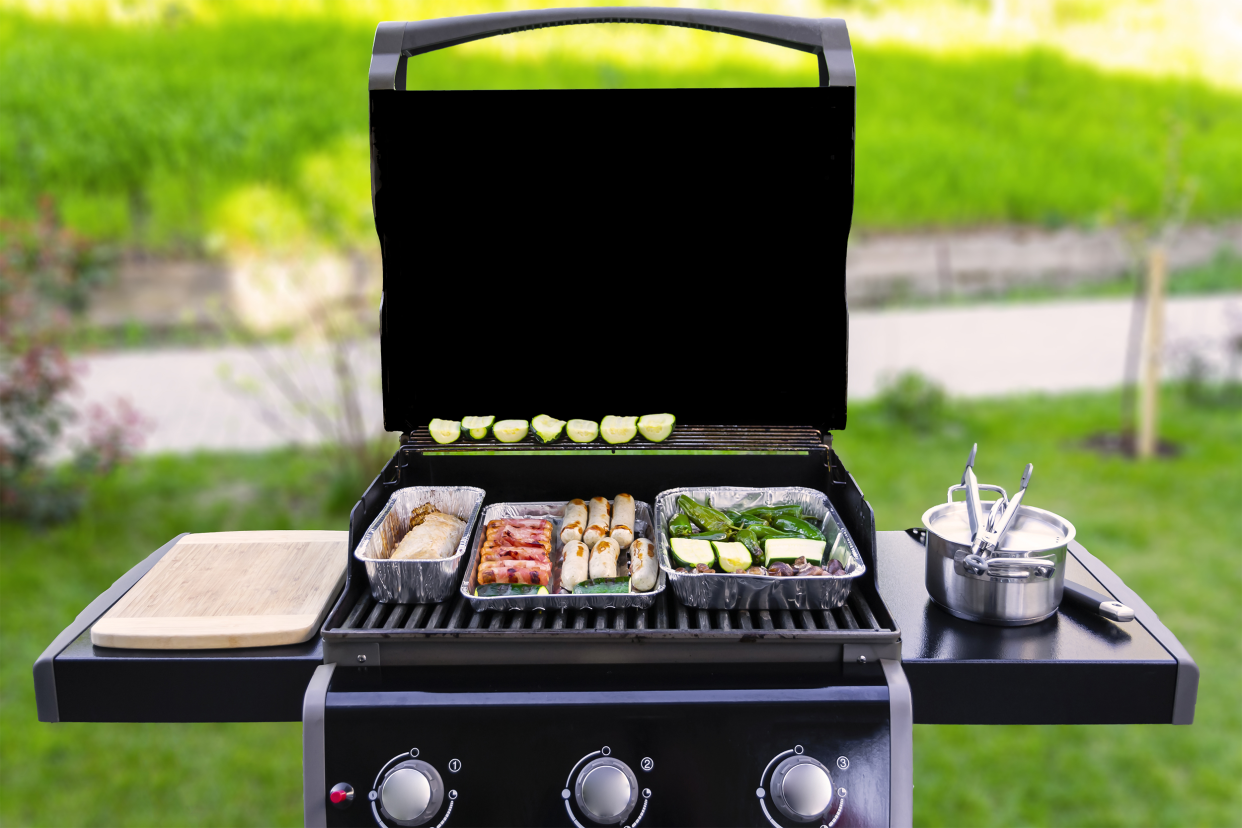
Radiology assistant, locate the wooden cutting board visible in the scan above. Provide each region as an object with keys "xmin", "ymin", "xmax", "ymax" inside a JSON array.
[{"xmin": 91, "ymin": 530, "xmax": 348, "ymax": 650}]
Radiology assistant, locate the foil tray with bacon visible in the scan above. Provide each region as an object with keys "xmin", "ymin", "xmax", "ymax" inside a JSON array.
[{"xmin": 476, "ymin": 518, "xmax": 554, "ymax": 585}]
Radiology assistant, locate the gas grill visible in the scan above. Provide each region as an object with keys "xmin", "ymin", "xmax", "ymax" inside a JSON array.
[{"xmin": 34, "ymin": 8, "xmax": 1197, "ymax": 828}]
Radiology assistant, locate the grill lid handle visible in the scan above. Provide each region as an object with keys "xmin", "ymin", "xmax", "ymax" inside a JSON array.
[{"xmin": 370, "ymin": 8, "xmax": 855, "ymax": 90}]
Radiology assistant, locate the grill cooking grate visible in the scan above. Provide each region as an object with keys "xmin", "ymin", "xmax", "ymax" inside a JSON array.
[
  {"xmin": 402, "ymin": 424, "xmax": 827, "ymax": 454},
  {"xmin": 332, "ymin": 586, "xmax": 888, "ymax": 635}
]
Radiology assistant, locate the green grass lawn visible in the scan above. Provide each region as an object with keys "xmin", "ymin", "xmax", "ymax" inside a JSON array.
[
  {"xmin": 1, "ymin": 7, "xmax": 1239, "ymax": 252},
  {"xmin": 2, "ymin": 388, "xmax": 1238, "ymax": 826}
]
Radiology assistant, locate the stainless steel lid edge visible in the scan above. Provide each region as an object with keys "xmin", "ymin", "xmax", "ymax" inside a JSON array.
[{"xmin": 921, "ymin": 501, "xmax": 1076, "ymax": 557}]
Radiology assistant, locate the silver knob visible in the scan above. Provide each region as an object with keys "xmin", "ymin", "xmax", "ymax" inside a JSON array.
[
  {"xmin": 771, "ymin": 755, "xmax": 834, "ymax": 823},
  {"xmin": 379, "ymin": 761, "xmax": 444, "ymax": 826},
  {"xmin": 575, "ymin": 758, "xmax": 638, "ymax": 824}
]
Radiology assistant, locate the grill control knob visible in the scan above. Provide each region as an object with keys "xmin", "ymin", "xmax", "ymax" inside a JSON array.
[
  {"xmin": 575, "ymin": 757, "xmax": 638, "ymax": 825},
  {"xmin": 771, "ymin": 755, "xmax": 834, "ymax": 823},
  {"xmin": 379, "ymin": 760, "xmax": 444, "ymax": 826}
]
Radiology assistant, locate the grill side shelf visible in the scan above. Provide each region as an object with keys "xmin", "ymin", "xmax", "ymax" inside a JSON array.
[{"xmin": 33, "ymin": 533, "xmax": 187, "ymax": 723}]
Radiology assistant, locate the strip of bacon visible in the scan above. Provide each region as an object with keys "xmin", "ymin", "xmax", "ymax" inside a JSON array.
[
  {"xmin": 481, "ymin": 546, "xmax": 551, "ymax": 563},
  {"xmin": 487, "ymin": 519, "xmax": 552, "ymax": 532},
  {"xmin": 478, "ymin": 560, "xmax": 552, "ymax": 585},
  {"xmin": 482, "ymin": 539, "xmax": 548, "ymax": 552},
  {"xmin": 488, "ymin": 526, "xmax": 552, "ymax": 545}
]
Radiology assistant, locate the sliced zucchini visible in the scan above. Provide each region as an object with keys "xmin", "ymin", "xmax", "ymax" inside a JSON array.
[
  {"xmin": 669, "ymin": 537, "xmax": 715, "ymax": 569},
  {"xmin": 475, "ymin": 583, "xmax": 548, "ymax": 597},
  {"xmin": 493, "ymin": 419, "xmax": 529, "ymax": 443},
  {"xmin": 461, "ymin": 415, "xmax": 495, "ymax": 441},
  {"xmin": 712, "ymin": 541, "xmax": 752, "ymax": 573},
  {"xmin": 572, "ymin": 577, "xmax": 631, "ymax": 595},
  {"xmin": 567, "ymin": 419, "xmax": 599, "ymax": 443},
  {"xmin": 637, "ymin": 413, "xmax": 676, "ymax": 442},
  {"xmin": 531, "ymin": 414, "xmax": 567, "ymax": 444},
  {"xmin": 600, "ymin": 415, "xmax": 639, "ymax": 444},
  {"xmin": 428, "ymin": 418, "xmax": 461, "ymax": 444},
  {"xmin": 764, "ymin": 538, "xmax": 827, "ymax": 568}
]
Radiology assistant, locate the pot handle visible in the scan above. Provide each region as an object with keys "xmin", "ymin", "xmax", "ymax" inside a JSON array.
[
  {"xmin": 963, "ymin": 554, "xmax": 1055, "ymax": 577},
  {"xmin": 947, "ymin": 483, "xmax": 1008, "ymax": 504},
  {"xmin": 1062, "ymin": 580, "xmax": 1135, "ymax": 622}
]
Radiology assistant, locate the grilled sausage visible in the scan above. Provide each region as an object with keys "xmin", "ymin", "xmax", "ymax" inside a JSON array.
[
  {"xmin": 561, "ymin": 499, "xmax": 588, "ymax": 545},
  {"xmin": 629, "ymin": 537, "xmax": 657, "ymax": 592},
  {"xmin": 560, "ymin": 540, "xmax": 590, "ymax": 592},
  {"xmin": 609, "ymin": 493, "xmax": 636, "ymax": 549},
  {"xmin": 583, "ymin": 497, "xmax": 611, "ymax": 549},
  {"xmin": 589, "ymin": 536, "xmax": 620, "ymax": 579}
]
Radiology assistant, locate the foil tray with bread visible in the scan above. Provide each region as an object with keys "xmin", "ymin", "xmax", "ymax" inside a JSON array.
[{"xmin": 354, "ymin": 486, "xmax": 486, "ymax": 603}]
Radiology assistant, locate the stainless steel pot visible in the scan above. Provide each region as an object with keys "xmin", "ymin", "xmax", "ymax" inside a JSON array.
[{"xmin": 922, "ymin": 492, "xmax": 1076, "ymax": 626}]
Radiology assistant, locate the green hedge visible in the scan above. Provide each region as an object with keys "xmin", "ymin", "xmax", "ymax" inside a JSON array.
[{"xmin": 1, "ymin": 10, "xmax": 1239, "ymax": 251}]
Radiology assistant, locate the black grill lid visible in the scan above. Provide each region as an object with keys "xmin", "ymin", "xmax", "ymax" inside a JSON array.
[{"xmin": 369, "ymin": 9, "xmax": 856, "ymax": 434}]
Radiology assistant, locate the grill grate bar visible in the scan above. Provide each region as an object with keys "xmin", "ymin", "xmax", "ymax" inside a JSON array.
[
  {"xmin": 343, "ymin": 593, "xmax": 373, "ymax": 629},
  {"xmin": 424, "ymin": 601, "xmax": 451, "ymax": 629},
  {"xmin": 383, "ymin": 605, "xmax": 410, "ymax": 629},
  {"xmin": 849, "ymin": 592, "xmax": 880, "ymax": 631},
  {"xmin": 363, "ymin": 602, "xmax": 388, "ymax": 629},
  {"xmin": 331, "ymin": 582, "xmax": 893, "ymax": 636},
  {"xmin": 402, "ymin": 425, "xmax": 825, "ymax": 454},
  {"xmin": 404, "ymin": 604, "xmax": 430, "ymax": 630}
]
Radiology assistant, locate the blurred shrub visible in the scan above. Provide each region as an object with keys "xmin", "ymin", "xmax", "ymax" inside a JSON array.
[
  {"xmin": 0, "ymin": 202, "xmax": 148, "ymax": 523},
  {"xmin": 876, "ymin": 370, "xmax": 950, "ymax": 432}
]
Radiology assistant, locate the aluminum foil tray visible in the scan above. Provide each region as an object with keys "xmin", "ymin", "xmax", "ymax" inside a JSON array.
[
  {"xmin": 655, "ymin": 486, "xmax": 865, "ymax": 610},
  {"xmin": 355, "ymin": 486, "xmax": 486, "ymax": 604},
  {"xmin": 462, "ymin": 500, "xmax": 666, "ymax": 611}
]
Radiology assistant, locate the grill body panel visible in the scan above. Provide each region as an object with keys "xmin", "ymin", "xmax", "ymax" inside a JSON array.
[{"xmin": 321, "ymin": 663, "xmax": 894, "ymax": 828}]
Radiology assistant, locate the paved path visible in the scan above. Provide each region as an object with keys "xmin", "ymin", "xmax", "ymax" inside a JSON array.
[
  {"xmin": 90, "ymin": 224, "xmax": 1241, "ymax": 328},
  {"xmin": 65, "ymin": 294, "xmax": 1242, "ymax": 455},
  {"xmin": 845, "ymin": 223, "xmax": 1241, "ymax": 306}
]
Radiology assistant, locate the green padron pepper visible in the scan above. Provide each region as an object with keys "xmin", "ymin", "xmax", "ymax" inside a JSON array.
[
  {"xmin": 690, "ymin": 530, "xmax": 731, "ymax": 542},
  {"xmin": 735, "ymin": 528, "xmax": 763, "ymax": 564},
  {"xmin": 741, "ymin": 504, "xmax": 804, "ymax": 521},
  {"xmin": 735, "ymin": 515, "xmax": 770, "ymax": 529},
  {"xmin": 677, "ymin": 495, "xmax": 738, "ymax": 534},
  {"xmin": 750, "ymin": 526, "xmax": 803, "ymax": 543},
  {"xmin": 771, "ymin": 516, "xmax": 826, "ymax": 541},
  {"xmin": 668, "ymin": 514, "xmax": 696, "ymax": 538}
]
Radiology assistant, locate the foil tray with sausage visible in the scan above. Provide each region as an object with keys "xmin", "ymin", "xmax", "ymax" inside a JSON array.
[{"xmin": 461, "ymin": 499, "xmax": 665, "ymax": 611}]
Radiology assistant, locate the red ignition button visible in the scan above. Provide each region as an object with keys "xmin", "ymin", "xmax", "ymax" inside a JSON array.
[{"xmin": 330, "ymin": 782, "xmax": 355, "ymax": 808}]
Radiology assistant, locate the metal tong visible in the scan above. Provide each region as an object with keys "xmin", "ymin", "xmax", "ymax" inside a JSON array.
[{"xmin": 956, "ymin": 447, "xmax": 1052, "ymax": 577}]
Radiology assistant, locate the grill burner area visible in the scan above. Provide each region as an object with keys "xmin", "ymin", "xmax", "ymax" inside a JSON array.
[
  {"xmin": 334, "ymin": 587, "xmax": 887, "ymax": 635},
  {"xmin": 321, "ymin": 564, "xmax": 899, "ymax": 668}
]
